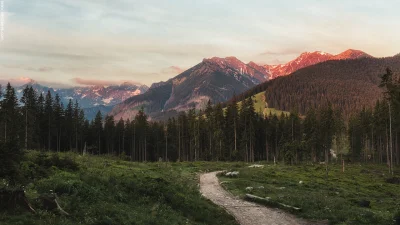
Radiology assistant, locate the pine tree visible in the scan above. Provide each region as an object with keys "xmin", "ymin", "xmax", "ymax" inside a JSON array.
[
  {"xmin": 0, "ymin": 83, "xmax": 22, "ymax": 183},
  {"xmin": 1, "ymin": 83, "xmax": 20, "ymax": 143},
  {"xmin": 213, "ymin": 103, "xmax": 225, "ymax": 161},
  {"xmin": 379, "ymin": 68, "xmax": 400, "ymax": 174},
  {"xmin": 225, "ymin": 95, "xmax": 239, "ymax": 160},
  {"xmin": 53, "ymin": 94, "xmax": 63, "ymax": 152},
  {"xmin": 44, "ymin": 91, "xmax": 53, "ymax": 150},
  {"xmin": 93, "ymin": 111, "xmax": 103, "ymax": 154},
  {"xmin": 115, "ymin": 118, "xmax": 125, "ymax": 156},
  {"xmin": 134, "ymin": 108, "xmax": 148, "ymax": 161},
  {"xmin": 20, "ymin": 86, "xmax": 37, "ymax": 149},
  {"xmin": 205, "ymin": 100, "xmax": 213, "ymax": 160},
  {"xmin": 320, "ymin": 103, "xmax": 335, "ymax": 177},
  {"xmin": 37, "ymin": 93, "xmax": 45, "ymax": 149}
]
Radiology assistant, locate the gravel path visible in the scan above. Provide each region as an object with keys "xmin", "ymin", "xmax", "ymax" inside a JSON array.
[{"xmin": 199, "ymin": 171, "xmax": 324, "ymax": 225}]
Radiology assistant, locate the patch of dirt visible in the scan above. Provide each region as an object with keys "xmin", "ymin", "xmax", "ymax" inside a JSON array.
[{"xmin": 199, "ymin": 171, "xmax": 326, "ymax": 225}]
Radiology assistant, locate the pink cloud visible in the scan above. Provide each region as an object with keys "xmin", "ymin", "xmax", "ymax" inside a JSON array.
[
  {"xmin": 161, "ymin": 66, "xmax": 185, "ymax": 75},
  {"xmin": 72, "ymin": 78, "xmax": 120, "ymax": 86},
  {"xmin": 71, "ymin": 77, "xmax": 142, "ymax": 87},
  {"xmin": 0, "ymin": 77, "xmax": 34, "ymax": 86}
]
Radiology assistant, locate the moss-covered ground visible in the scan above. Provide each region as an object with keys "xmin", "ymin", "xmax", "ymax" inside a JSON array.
[
  {"xmin": 218, "ymin": 163, "xmax": 400, "ymax": 225},
  {"xmin": 2, "ymin": 151, "xmax": 399, "ymax": 225},
  {"xmin": 0, "ymin": 151, "xmax": 239, "ymax": 225}
]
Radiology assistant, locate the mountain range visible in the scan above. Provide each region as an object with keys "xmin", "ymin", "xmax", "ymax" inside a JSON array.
[
  {"xmin": 12, "ymin": 80, "xmax": 149, "ymax": 120},
  {"xmin": 264, "ymin": 49, "xmax": 372, "ymax": 78},
  {"xmin": 228, "ymin": 53, "xmax": 400, "ymax": 119},
  {"xmin": 110, "ymin": 49, "xmax": 373, "ymax": 120},
  {"xmin": 8, "ymin": 49, "xmax": 376, "ymax": 121}
]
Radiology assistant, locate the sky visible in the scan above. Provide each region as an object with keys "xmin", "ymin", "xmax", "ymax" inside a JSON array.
[{"xmin": 0, "ymin": 0, "xmax": 399, "ymax": 87}]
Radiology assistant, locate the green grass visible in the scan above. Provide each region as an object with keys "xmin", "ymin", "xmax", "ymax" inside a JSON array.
[
  {"xmin": 0, "ymin": 151, "xmax": 238, "ymax": 225},
  {"xmin": 3, "ymin": 152, "xmax": 399, "ymax": 225},
  {"xmin": 218, "ymin": 163, "xmax": 400, "ymax": 225},
  {"xmin": 236, "ymin": 92, "xmax": 290, "ymax": 117}
]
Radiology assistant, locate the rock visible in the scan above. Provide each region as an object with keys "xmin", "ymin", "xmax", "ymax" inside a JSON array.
[
  {"xmin": 248, "ymin": 164, "xmax": 264, "ymax": 168},
  {"xmin": 299, "ymin": 181, "xmax": 303, "ymax": 184},
  {"xmin": 231, "ymin": 171, "xmax": 239, "ymax": 176},
  {"xmin": 225, "ymin": 171, "xmax": 239, "ymax": 177},
  {"xmin": 245, "ymin": 187, "xmax": 254, "ymax": 192}
]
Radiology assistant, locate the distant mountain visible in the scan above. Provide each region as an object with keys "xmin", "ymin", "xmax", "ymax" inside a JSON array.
[
  {"xmin": 14, "ymin": 80, "xmax": 149, "ymax": 120},
  {"xmin": 227, "ymin": 55, "xmax": 399, "ymax": 119},
  {"xmin": 264, "ymin": 49, "xmax": 372, "ymax": 78},
  {"xmin": 110, "ymin": 57, "xmax": 270, "ymax": 120}
]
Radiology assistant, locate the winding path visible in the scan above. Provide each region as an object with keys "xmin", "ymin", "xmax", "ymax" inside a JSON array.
[{"xmin": 199, "ymin": 171, "xmax": 323, "ymax": 225}]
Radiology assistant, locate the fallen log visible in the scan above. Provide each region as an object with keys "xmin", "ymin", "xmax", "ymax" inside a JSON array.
[
  {"xmin": 38, "ymin": 193, "xmax": 70, "ymax": 216},
  {"xmin": 245, "ymin": 194, "xmax": 301, "ymax": 212}
]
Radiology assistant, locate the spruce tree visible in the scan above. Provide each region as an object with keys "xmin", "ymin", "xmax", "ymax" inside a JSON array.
[
  {"xmin": 44, "ymin": 91, "xmax": 53, "ymax": 150},
  {"xmin": 93, "ymin": 111, "xmax": 103, "ymax": 154}
]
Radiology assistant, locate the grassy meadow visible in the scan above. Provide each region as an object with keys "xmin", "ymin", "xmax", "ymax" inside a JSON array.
[
  {"xmin": 1, "ymin": 151, "xmax": 399, "ymax": 225},
  {"xmin": 0, "ymin": 151, "xmax": 239, "ymax": 225},
  {"xmin": 219, "ymin": 163, "xmax": 400, "ymax": 225},
  {"xmin": 237, "ymin": 92, "xmax": 290, "ymax": 117}
]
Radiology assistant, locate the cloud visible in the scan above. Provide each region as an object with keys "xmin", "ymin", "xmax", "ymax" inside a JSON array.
[
  {"xmin": 0, "ymin": 76, "xmax": 72, "ymax": 88},
  {"xmin": 259, "ymin": 48, "xmax": 306, "ymax": 57},
  {"xmin": 71, "ymin": 77, "xmax": 143, "ymax": 87},
  {"xmin": 72, "ymin": 78, "xmax": 120, "ymax": 86},
  {"xmin": 3, "ymin": 0, "xmax": 400, "ymax": 87},
  {"xmin": 0, "ymin": 77, "xmax": 32, "ymax": 86},
  {"xmin": 161, "ymin": 66, "xmax": 185, "ymax": 75}
]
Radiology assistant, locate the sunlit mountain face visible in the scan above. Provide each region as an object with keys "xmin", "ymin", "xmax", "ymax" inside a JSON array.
[
  {"xmin": 109, "ymin": 49, "xmax": 374, "ymax": 120},
  {"xmin": 263, "ymin": 49, "xmax": 372, "ymax": 79}
]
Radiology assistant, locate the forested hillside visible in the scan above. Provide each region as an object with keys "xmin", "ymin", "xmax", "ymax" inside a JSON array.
[
  {"xmin": 230, "ymin": 56, "xmax": 400, "ymax": 118},
  {"xmin": 1, "ymin": 70, "xmax": 399, "ymax": 169}
]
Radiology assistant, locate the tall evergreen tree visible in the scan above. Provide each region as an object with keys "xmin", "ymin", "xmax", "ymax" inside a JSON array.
[{"xmin": 1, "ymin": 83, "xmax": 20, "ymax": 143}]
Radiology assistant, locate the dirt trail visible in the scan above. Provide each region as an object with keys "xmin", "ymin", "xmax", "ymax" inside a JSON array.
[{"xmin": 199, "ymin": 171, "xmax": 323, "ymax": 225}]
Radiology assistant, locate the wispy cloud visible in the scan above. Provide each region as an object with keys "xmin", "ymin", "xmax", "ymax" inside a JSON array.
[
  {"xmin": 2, "ymin": 0, "xmax": 400, "ymax": 85},
  {"xmin": 0, "ymin": 77, "xmax": 32, "ymax": 87},
  {"xmin": 71, "ymin": 77, "xmax": 143, "ymax": 87},
  {"xmin": 161, "ymin": 66, "xmax": 185, "ymax": 75}
]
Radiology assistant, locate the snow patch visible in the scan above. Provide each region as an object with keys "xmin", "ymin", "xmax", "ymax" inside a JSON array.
[{"xmin": 102, "ymin": 97, "xmax": 114, "ymax": 104}]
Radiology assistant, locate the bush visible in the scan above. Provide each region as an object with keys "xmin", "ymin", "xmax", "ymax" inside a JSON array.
[
  {"xmin": 0, "ymin": 141, "xmax": 23, "ymax": 183},
  {"xmin": 32, "ymin": 152, "xmax": 79, "ymax": 172}
]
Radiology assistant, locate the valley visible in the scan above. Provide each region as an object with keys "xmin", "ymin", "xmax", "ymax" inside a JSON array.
[
  {"xmin": 3, "ymin": 2, "xmax": 400, "ymax": 225},
  {"xmin": 1, "ymin": 151, "xmax": 398, "ymax": 225}
]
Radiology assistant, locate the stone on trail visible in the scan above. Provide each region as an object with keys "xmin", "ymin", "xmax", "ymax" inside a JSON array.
[
  {"xmin": 248, "ymin": 164, "xmax": 264, "ymax": 168},
  {"xmin": 225, "ymin": 171, "xmax": 239, "ymax": 177},
  {"xmin": 245, "ymin": 187, "xmax": 254, "ymax": 192}
]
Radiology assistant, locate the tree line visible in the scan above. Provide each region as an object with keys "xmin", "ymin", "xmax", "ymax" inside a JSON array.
[{"xmin": 0, "ymin": 68, "xmax": 399, "ymax": 170}]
